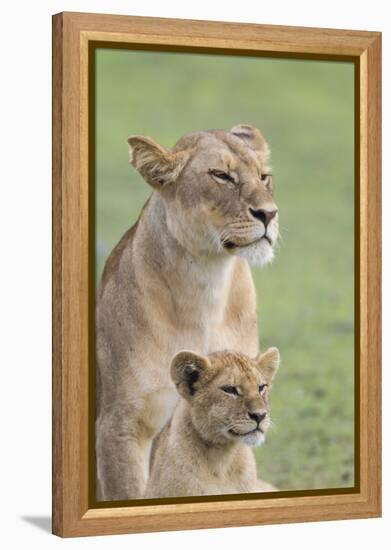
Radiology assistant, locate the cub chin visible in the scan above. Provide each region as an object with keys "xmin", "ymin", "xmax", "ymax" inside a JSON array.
[{"xmin": 145, "ymin": 347, "xmax": 280, "ymax": 498}]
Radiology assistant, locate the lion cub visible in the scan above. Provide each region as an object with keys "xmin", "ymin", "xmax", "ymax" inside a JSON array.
[{"xmin": 145, "ymin": 347, "xmax": 280, "ymax": 498}]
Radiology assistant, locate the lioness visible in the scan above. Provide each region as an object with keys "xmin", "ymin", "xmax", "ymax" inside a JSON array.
[
  {"xmin": 96, "ymin": 124, "xmax": 279, "ymax": 500},
  {"xmin": 145, "ymin": 347, "xmax": 280, "ymax": 498}
]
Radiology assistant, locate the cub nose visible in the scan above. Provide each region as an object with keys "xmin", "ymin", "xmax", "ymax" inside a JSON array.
[
  {"xmin": 248, "ymin": 411, "xmax": 266, "ymax": 425},
  {"xmin": 249, "ymin": 208, "xmax": 278, "ymax": 227}
]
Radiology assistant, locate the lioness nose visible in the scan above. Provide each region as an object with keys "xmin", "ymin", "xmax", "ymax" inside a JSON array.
[
  {"xmin": 249, "ymin": 208, "xmax": 278, "ymax": 227},
  {"xmin": 248, "ymin": 411, "xmax": 266, "ymax": 425}
]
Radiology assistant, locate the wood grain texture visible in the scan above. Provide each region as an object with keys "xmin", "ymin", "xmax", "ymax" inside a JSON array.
[
  {"xmin": 52, "ymin": 12, "xmax": 63, "ymax": 537},
  {"xmin": 52, "ymin": 11, "xmax": 382, "ymax": 538},
  {"xmin": 363, "ymin": 34, "xmax": 382, "ymax": 514},
  {"xmin": 66, "ymin": 11, "xmax": 378, "ymax": 56},
  {"xmin": 52, "ymin": 12, "xmax": 86, "ymax": 536}
]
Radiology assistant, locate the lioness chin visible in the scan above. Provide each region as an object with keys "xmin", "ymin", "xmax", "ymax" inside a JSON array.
[
  {"xmin": 145, "ymin": 347, "xmax": 280, "ymax": 498},
  {"xmin": 96, "ymin": 124, "xmax": 279, "ymax": 500}
]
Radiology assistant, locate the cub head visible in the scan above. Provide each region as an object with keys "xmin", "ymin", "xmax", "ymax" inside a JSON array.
[
  {"xmin": 170, "ymin": 347, "xmax": 280, "ymax": 447},
  {"xmin": 128, "ymin": 125, "xmax": 279, "ymax": 266}
]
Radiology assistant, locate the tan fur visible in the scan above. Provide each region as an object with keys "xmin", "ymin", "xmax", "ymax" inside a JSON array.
[
  {"xmin": 145, "ymin": 348, "xmax": 280, "ymax": 498},
  {"xmin": 96, "ymin": 125, "xmax": 279, "ymax": 500}
]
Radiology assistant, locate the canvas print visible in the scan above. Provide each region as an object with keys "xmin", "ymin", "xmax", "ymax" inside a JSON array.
[{"xmin": 94, "ymin": 48, "xmax": 355, "ymax": 502}]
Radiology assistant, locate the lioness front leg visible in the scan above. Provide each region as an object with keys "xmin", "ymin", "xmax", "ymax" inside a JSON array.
[{"xmin": 96, "ymin": 408, "xmax": 152, "ymax": 501}]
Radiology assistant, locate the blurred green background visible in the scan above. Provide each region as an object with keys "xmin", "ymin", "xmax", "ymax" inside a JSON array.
[{"xmin": 95, "ymin": 48, "xmax": 355, "ymax": 491}]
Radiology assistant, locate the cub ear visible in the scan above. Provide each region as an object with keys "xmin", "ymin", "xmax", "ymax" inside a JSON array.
[
  {"xmin": 170, "ymin": 351, "xmax": 210, "ymax": 399},
  {"xmin": 128, "ymin": 135, "xmax": 188, "ymax": 189},
  {"xmin": 230, "ymin": 124, "xmax": 271, "ymax": 166},
  {"xmin": 255, "ymin": 347, "xmax": 280, "ymax": 384}
]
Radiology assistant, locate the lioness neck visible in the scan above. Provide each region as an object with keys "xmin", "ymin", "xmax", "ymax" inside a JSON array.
[{"xmin": 134, "ymin": 193, "xmax": 236, "ymax": 326}]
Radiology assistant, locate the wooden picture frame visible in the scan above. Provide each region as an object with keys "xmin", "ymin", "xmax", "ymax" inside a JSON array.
[{"xmin": 52, "ymin": 11, "xmax": 381, "ymax": 538}]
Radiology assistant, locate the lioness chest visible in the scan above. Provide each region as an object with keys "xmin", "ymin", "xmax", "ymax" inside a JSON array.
[
  {"xmin": 136, "ymin": 315, "xmax": 257, "ymax": 436},
  {"xmin": 100, "ymin": 252, "xmax": 258, "ymax": 436}
]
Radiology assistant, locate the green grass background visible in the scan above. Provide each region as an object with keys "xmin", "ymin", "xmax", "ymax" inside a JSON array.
[{"xmin": 95, "ymin": 48, "xmax": 355, "ymax": 491}]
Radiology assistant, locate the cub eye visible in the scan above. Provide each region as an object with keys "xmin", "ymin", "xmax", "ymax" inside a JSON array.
[
  {"xmin": 208, "ymin": 169, "xmax": 235, "ymax": 184},
  {"xmin": 260, "ymin": 173, "xmax": 271, "ymax": 182},
  {"xmin": 259, "ymin": 384, "xmax": 268, "ymax": 394},
  {"xmin": 220, "ymin": 385, "xmax": 239, "ymax": 396}
]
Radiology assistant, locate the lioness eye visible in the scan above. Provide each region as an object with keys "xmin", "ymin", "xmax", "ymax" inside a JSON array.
[
  {"xmin": 261, "ymin": 173, "xmax": 271, "ymax": 182},
  {"xmin": 220, "ymin": 385, "xmax": 239, "ymax": 396},
  {"xmin": 259, "ymin": 384, "xmax": 268, "ymax": 394},
  {"xmin": 208, "ymin": 169, "xmax": 235, "ymax": 184}
]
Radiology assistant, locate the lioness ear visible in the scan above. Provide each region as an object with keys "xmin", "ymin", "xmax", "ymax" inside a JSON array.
[
  {"xmin": 128, "ymin": 135, "xmax": 188, "ymax": 189},
  {"xmin": 230, "ymin": 124, "xmax": 271, "ymax": 166},
  {"xmin": 171, "ymin": 351, "xmax": 210, "ymax": 399},
  {"xmin": 255, "ymin": 347, "xmax": 280, "ymax": 384}
]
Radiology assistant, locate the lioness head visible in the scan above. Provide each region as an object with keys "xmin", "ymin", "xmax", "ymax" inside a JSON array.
[
  {"xmin": 128, "ymin": 125, "xmax": 279, "ymax": 266},
  {"xmin": 170, "ymin": 347, "xmax": 280, "ymax": 447}
]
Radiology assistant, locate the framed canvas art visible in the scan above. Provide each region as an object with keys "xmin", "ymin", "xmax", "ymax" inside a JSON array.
[{"xmin": 52, "ymin": 12, "xmax": 381, "ymax": 537}]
